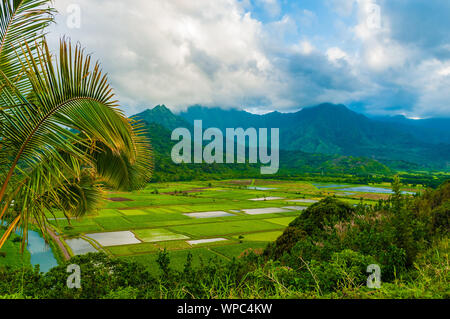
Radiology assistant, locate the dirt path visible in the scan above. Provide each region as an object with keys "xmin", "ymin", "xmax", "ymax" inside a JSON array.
[{"xmin": 46, "ymin": 227, "xmax": 70, "ymax": 261}]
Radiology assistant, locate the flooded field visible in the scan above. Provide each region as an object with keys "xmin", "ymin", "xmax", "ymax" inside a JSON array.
[
  {"xmin": 65, "ymin": 238, "xmax": 98, "ymax": 256},
  {"xmin": 86, "ymin": 231, "xmax": 141, "ymax": 247}
]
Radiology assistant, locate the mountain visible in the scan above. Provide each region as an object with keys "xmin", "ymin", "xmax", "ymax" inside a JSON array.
[
  {"xmin": 141, "ymin": 120, "xmax": 393, "ymax": 182},
  {"xmin": 179, "ymin": 105, "xmax": 265, "ymax": 130},
  {"xmin": 133, "ymin": 104, "xmax": 191, "ymax": 131},
  {"xmin": 132, "ymin": 104, "xmax": 450, "ymax": 171},
  {"xmin": 178, "ymin": 103, "xmax": 450, "ymax": 170},
  {"xmin": 371, "ymin": 115, "xmax": 450, "ymax": 145}
]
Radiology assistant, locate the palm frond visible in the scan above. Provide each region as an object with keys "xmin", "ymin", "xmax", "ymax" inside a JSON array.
[
  {"xmin": 0, "ymin": 38, "xmax": 153, "ymax": 249},
  {"xmin": 94, "ymin": 120, "xmax": 153, "ymax": 191},
  {"xmin": 0, "ymin": 0, "xmax": 55, "ymax": 104}
]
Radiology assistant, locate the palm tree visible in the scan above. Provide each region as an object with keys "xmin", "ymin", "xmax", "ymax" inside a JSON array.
[{"xmin": 0, "ymin": 0, "xmax": 153, "ymax": 250}]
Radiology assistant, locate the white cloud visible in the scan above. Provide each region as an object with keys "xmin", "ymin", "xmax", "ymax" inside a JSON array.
[
  {"xmin": 408, "ymin": 59, "xmax": 450, "ymax": 117},
  {"xmin": 296, "ymin": 40, "xmax": 315, "ymax": 55},
  {"xmin": 45, "ymin": 0, "xmax": 450, "ymax": 117},
  {"xmin": 438, "ymin": 66, "xmax": 450, "ymax": 77},
  {"xmin": 48, "ymin": 0, "xmax": 281, "ymax": 115},
  {"xmin": 326, "ymin": 47, "xmax": 349, "ymax": 63}
]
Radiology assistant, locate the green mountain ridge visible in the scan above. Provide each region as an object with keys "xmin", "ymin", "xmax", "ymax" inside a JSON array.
[
  {"xmin": 139, "ymin": 120, "xmax": 392, "ymax": 182},
  {"xmin": 177, "ymin": 103, "xmax": 450, "ymax": 170},
  {"xmin": 133, "ymin": 104, "xmax": 192, "ymax": 131},
  {"xmin": 371, "ymin": 115, "xmax": 450, "ymax": 144},
  {"xmin": 133, "ymin": 104, "xmax": 450, "ymax": 171}
]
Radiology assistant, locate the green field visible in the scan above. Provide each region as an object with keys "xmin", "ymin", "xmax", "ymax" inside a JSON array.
[
  {"xmin": 49, "ymin": 179, "xmax": 422, "ymax": 272},
  {"xmin": 0, "ymin": 231, "xmax": 31, "ymax": 269},
  {"xmin": 134, "ymin": 228, "xmax": 189, "ymax": 242}
]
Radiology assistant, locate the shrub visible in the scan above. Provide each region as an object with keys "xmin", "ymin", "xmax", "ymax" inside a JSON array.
[
  {"xmin": 264, "ymin": 226, "xmax": 306, "ymax": 259},
  {"xmin": 103, "ymin": 286, "xmax": 140, "ymax": 299},
  {"xmin": 328, "ymin": 249, "xmax": 377, "ymax": 289},
  {"xmin": 432, "ymin": 200, "xmax": 450, "ymax": 234},
  {"xmin": 290, "ymin": 197, "xmax": 354, "ymax": 236},
  {"xmin": 39, "ymin": 253, "xmax": 155, "ymax": 299},
  {"xmin": 266, "ymin": 197, "xmax": 354, "ymax": 259}
]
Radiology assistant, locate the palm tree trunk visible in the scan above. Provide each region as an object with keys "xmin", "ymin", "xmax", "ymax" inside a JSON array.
[{"xmin": 0, "ymin": 215, "xmax": 20, "ymax": 250}]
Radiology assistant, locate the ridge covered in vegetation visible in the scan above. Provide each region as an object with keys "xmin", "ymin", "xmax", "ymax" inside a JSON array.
[{"xmin": 136, "ymin": 104, "xmax": 450, "ymax": 170}]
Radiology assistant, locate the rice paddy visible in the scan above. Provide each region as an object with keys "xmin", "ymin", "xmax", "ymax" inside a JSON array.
[
  {"xmin": 86, "ymin": 231, "xmax": 141, "ymax": 247},
  {"xmin": 134, "ymin": 229, "xmax": 189, "ymax": 242},
  {"xmin": 65, "ymin": 238, "xmax": 98, "ymax": 256},
  {"xmin": 242, "ymin": 207, "xmax": 292, "ymax": 215},
  {"xmin": 183, "ymin": 211, "xmax": 235, "ymax": 218},
  {"xmin": 48, "ymin": 179, "xmax": 421, "ymax": 271},
  {"xmin": 187, "ymin": 238, "xmax": 228, "ymax": 245},
  {"xmin": 248, "ymin": 197, "xmax": 285, "ymax": 201}
]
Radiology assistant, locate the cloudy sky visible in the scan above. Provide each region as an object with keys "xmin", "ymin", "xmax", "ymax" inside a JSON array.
[{"xmin": 47, "ymin": 0, "xmax": 450, "ymax": 118}]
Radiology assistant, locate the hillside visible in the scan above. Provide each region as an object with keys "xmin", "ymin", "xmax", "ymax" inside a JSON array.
[
  {"xmin": 134, "ymin": 104, "xmax": 449, "ymax": 170},
  {"xmin": 372, "ymin": 115, "xmax": 450, "ymax": 145},
  {"xmin": 133, "ymin": 104, "xmax": 192, "ymax": 131},
  {"xmin": 140, "ymin": 119, "xmax": 392, "ymax": 182},
  {"xmin": 177, "ymin": 104, "xmax": 450, "ymax": 170}
]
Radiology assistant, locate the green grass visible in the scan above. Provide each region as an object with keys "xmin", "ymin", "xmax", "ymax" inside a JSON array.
[
  {"xmin": 93, "ymin": 217, "xmax": 133, "ymax": 231},
  {"xmin": 156, "ymin": 240, "xmax": 192, "ymax": 250},
  {"xmin": 234, "ymin": 231, "xmax": 283, "ymax": 242},
  {"xmin": 50, "ymin": 218, "xmax": 104, "ymax": 235},
  {"xmin": 117, "ymin": 209, "xmax": 148, "ymax": 216},
  {"xmin": 0, "ymin": 231, "xmax": 31, "ymax": 269},
  {"xmin": 123, "ymin": 247, "xmax": 226, "ymax": 272},
  {"xmin": 106, "ymin": 243, "xmax": 160, "ymax": 256},
  {"xmin": 211, "ymin": 242, "xmax": 268, "ymax": 259},
  {"xmin": 122, "ymin": 211, "xmax": 189, "ymax": 223},
  {"xmin": 264, "ymin": 216, "xmax": 297, "ymax": 226},
  {"xmin": 134, "ymin": 228, "xmax": 189, "ymax": 242},
  {"xmin": 103, "ymin": 201, "xmax": 129, "ymax": 209},
  {"xmin": 95, "ymin": 209, "xmax": 123, "ymax": 217},
  {"xmin": 169, "ymin": 220, "xmax": 283, "ymax": 237}
]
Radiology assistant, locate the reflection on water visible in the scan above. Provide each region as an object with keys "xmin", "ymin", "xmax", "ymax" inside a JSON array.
[
  {"xmin": 313, "ymin": 184, "xmax": 349, "ymax": 189},
  {"xmin": 65, "ymin": 238, "xmax": 98, "ymax": 256},
  {"xmin": 247, "ymin": 187, "xmax": 277, "ymax": 190},
  {"xmin": 1, "ymin": 220, "xmax": 58, "ymax": 273},
  {"xmin": 26, "ymin": 230, "xmax": 58, "ymax": 273},
  {"xmin": 340, "ymin": 186, "xmax": 415, "ymax": 195},
  {"xmin": 312, "ymin": 184, "xmax": 415, "ymax": 195}
]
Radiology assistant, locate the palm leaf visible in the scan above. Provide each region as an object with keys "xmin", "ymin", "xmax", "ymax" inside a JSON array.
[
  {"xmin": 0, "ymin": 0, "xmax": 55, "ymax": 104},
  {"xmin": 0, "ymin": 39, "xmax": 153, "ymax": 249}
]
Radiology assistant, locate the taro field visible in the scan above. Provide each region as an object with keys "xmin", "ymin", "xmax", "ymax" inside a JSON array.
[{"xmin": 48, "ymin": 179, "xmax": 421, "ymax": 272}]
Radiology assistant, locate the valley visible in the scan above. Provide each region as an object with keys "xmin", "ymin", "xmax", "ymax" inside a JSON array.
[{"xmin": 42, "ymin": 179, "xmax": 423, "ymax": 272}]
